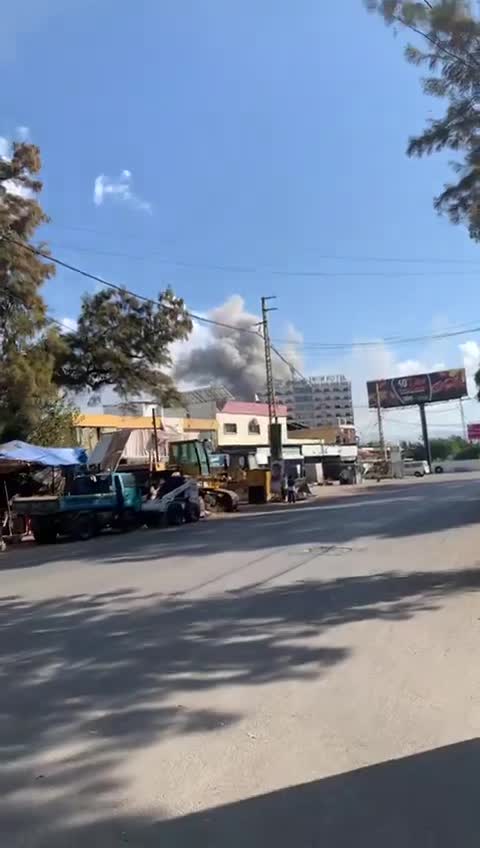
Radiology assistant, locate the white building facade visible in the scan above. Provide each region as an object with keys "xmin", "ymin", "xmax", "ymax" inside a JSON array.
[
  {"xmin": 261, "ymin": 375, "xmax": 354, "ymax": 428},
  {"xmin": 216, "ymin": 401, "xmax": 289, "ymax": 449}
]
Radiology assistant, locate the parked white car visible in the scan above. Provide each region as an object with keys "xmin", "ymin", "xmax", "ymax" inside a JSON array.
[{"xmin": 403, "ymin": 460, "xmax": 430, "ymax": 478}]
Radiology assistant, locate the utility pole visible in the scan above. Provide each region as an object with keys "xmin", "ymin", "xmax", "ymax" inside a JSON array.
[
  {"xmin": 419, "ymin": 403, "xmax": 432, "ymax": 472},
  {"xmin": 151, "ymin": 409, "xmax": 160, "ymax": 466},
  {"xmin": 460, "ymin": 398, "xmax": 467, "ymax": 441},
  {"xmin": 261, "ymin": 296, "xmax": 277, "ymax": 426},
  {"xmin": 261, "ymin": 296, "xmax": 282, "ymax": 468},
  {"xmin": 375, "ymin": 382, "xmax": 387, "ymax": 460}
]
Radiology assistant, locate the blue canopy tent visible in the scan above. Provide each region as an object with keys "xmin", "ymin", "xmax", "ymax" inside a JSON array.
[{"xmin": 0, "ymin": 441, "xmax": 87, "ymax": 468}]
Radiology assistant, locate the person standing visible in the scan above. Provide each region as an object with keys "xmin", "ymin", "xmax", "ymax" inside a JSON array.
[{"xmin": 287, "ymin": 474, "xmax": 296, "ymax": 504}]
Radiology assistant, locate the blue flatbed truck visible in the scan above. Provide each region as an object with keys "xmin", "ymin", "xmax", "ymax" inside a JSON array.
[{"xmin": 13, "ymin": 471, "xmax": 141, "ymax": 544}]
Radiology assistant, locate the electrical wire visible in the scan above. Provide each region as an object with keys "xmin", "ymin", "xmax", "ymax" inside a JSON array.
[
  {"xmin": 4, "ymin": 233, "xmax": 480, "ymax": 354},
  {"xmin": 39, "ymin": 240, "xmax": 480, "ymax": 277},
  {"xmin": 274, "ymin": 323, "xmax": 480, "ymax": 349},
  {"xmin": 1, "ymin": 234, "xmax": 262, "ymax": 338}
]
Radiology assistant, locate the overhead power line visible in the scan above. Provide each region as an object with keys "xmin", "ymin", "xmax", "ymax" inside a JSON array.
[
  {"xmin": 41, "ymin": 240, "xmax": 480, "ymax": 276},
  {"xmin": 4, "ymin": 234, "xmax": 480, "ymax": 352},
  {"xmin": 1, "ymin": 234, "xmax": 261, "ymax": 338},
  {"xmin": 271, "ymin": 323, "xmax": 480, "ymax": 349},
  {"xmin": 1, "ymin": 234, "xmax": 305, "ymax": 380}
]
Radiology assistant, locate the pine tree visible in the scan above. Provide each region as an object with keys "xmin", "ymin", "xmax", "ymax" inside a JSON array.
[
  {"xmin": 367, "ymin": 1, "xmax": 480, "ymax": 237},
  {"xmin": 0, "ymin": 141, "xmax": 62, "ymax": 440}
]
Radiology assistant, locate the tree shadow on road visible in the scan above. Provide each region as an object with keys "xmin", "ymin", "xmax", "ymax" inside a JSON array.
[
  {"xmin": 3, "ymin": 564, "xmax": 480, "ymax": 846},
  {"xmin": 2, "ymin": 476, "xmax": 479, "ymax": 572}
]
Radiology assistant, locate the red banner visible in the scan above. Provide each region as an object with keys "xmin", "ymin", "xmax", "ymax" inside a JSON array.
[{"xmin": 467, "ymin": 423, "xmax": 480, "ymax": 442}]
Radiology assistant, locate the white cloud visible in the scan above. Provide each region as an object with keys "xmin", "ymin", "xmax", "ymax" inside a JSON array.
[
  {"xmin": 0, "ymin": 136, "xmax": 10, "ymax": 159},
  {"xmin": 395, "ymin": 359, "xmax": 425, "ymax": 376},
  {"xmin": 16, "ymin": 125, "xmax": 29, "ymax": 141},
  {"xmin": 2, "ymin": 180, "xmax": 32, "ymax": 199},
  {"xmin": 93, "ymin": 170, "xmax": 152, "ymax": 213},
  {"xmin": 60, "ymin": 317, "xmax": 78, "ymax": 333},
  {"xmin": 0, "ymin": 129, "xmax": 34, "ymax": 198},
  {"xmin": 459, "ymin": 340, "xmax": 480, "ymax": 395}
]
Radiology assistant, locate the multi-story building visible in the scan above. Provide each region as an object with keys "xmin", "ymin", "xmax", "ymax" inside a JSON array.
[{"xmin": 262, "ymin": 375, "xmax": 354, "ymax": 428}]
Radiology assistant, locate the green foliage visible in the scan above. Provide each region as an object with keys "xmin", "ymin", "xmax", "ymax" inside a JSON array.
[
  {"xmin": 28, "ymin": 397, "xmax": 79, "ymax": 447},
  {"xmin": 455, "ymin": 442, "xmax": 480, "ymax": 458},
  {"xmin": 402, "ymin": 435, "xmax": 478, "ymax": 460},
  {"xmin": 55, "ymin": 287, "xmax": 192, "ymax": 402},
  {"xmin": 0, "ymin": 141, "xmax": 63, "ymax": 441},
  {"xmin": 429, "ymin": 437, "xmax": 451, "ymax": 460},
  {"xmin": 401, "ymin": 440, "xmax": 427, "ymax": 460},
  {"xmin": 429, "ymin": 435, "xmax": 470, "ymax": 458}
]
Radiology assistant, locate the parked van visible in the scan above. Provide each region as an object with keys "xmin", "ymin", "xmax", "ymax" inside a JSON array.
[{"xmin": 403, "ymin": 460, "xmax": 430, "ymax": 478}]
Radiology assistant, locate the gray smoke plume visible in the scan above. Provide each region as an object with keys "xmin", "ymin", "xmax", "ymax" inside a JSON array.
[{"xmin": 175, "ymin": 295, "xmax": 303, "ymax": 399}]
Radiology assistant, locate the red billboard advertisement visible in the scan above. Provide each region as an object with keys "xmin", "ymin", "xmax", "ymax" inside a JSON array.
[
  {"xmin": 367, "ymin": 369, "xmax": 467, "ymax": 409},
  {"xmin": 467, "ymin": 423, "xmax": 480, "ymax": 442}
]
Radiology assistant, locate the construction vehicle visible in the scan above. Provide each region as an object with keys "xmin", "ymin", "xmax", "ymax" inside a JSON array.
[
  {"xmin": 167, "ymin": 440, "xmax": 239, "ymax": 511},
  {"xmin": 89, "ymin": 430, "xmax": 240, "ymax": 512},
  {"xmin": 207, "ymin": 451, "xmax": 271, "ymax": 504},
  {"xmin": 142, "ymin": 476, "xmax": 202, "ymax": 527}
]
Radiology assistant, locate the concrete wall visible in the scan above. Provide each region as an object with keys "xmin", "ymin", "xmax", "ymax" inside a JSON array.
[{"xmin": 434, "ymin": 459, "xmax": 480, "ymax": 473}]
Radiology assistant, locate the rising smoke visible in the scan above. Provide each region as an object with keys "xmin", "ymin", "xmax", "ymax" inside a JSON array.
[{"xmin": 174, "ymin": 295, "xmax": 303, "ymax": 399}]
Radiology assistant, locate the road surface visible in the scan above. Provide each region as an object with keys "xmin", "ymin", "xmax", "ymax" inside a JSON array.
[{"xmin": 2, "ymin": 472, "xmax": 480, "ymax": 846}]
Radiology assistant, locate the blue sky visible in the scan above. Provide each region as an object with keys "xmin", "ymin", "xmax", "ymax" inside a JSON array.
[{"xmin": 3, "ymin": 1, "xmax": 480, "ymax": 437}]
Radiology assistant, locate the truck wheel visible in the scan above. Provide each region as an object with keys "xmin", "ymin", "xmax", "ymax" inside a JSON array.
[
  {"xmin": 32, "ymin": 523, "xmax": 58, "ymax": 545},
  {"xmin": 120, "ymin": 508, "xmax": 136, "ymax": 532},
  {"xmin": 71, "ymin": 513, "xmax": 95, "ymax": 541},
  {"xmin": 434, "ymin": 465, "xmax": 444, "ymax": 474},
  {"xmin": 144, "ymin": 512, "xmax": 162, "ymax": 528},
  {"xmin": 166, "ymin": 502, "xmax": 184, "ymax": 527},
  {"xmin": 185, "ymin": 501, "xmax": 200, "ymax": 523}
]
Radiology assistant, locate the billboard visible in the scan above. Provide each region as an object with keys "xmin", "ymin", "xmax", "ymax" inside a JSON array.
[
  {"xmin": 468, "ymin": 423, "xmax": 480, "ymax": 442},
  {"xmin": 367, "ymin": 369, "xmax": 467, "ymax": 409}
]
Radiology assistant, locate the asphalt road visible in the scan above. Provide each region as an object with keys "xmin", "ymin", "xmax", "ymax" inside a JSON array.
[{"xmin": 3, "ymin": 472, "xmax": 480, "ymax": 847}]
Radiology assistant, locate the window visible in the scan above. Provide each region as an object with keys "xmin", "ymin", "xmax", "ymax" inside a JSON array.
[
  {"xmin": 223, "ymin": 422, "xmax": 237, "ymax": 434},
  {"xmin": 248, "ymin": 418, "xmax": 260, "ymax": 435}
]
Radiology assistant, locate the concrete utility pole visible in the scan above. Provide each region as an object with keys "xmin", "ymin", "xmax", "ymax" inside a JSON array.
[
  {"xmin": 261, "ymin": 296, "xmax": 282, "ymax": 464},
  {"xmin": 261, "ymin": 296, "xmax": 277, "ymax": 426},
  {"xmin": 459, "ymin": 398, "xmax": 467, "ymax": 441},
  {"xmin": 375, "ymin": 381, "xmax": 387, "ymax": 460},
  {"xmin": 419, "ymin": 403, "xmax": 432, "ymax": 472}
]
